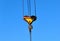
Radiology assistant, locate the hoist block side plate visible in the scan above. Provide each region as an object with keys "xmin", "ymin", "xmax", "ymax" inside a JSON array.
[{"xmin": 23, "ymin": 16, "xmax": 37, "ymax": 24}]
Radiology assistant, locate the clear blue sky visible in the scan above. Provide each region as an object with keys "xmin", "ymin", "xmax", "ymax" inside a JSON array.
[{"xmin": 0, "ymin": 0, "xmax": 60, "ymax": 41}]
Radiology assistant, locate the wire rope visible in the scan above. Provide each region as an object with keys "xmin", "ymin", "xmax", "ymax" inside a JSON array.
[
  {"xmin": 22, "ymin": 0, "xmax": 24, "ymax": 17},
  {"xmin": 34, "ymin": 0, "xmax": 36, "ymax": 16},
  {"xmin": 30, "ymin": 30, "xmax": 32, "ymax": 41},
  {"xmin": 27, "ymin": 0, "xmax": 31, "ymax": 16}
]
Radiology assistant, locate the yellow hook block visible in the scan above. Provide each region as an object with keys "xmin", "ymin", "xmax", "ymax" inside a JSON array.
[
  {"xmin": 24, "ymin": 16, "xmax": 33, "ymax": 24},
  {"xmin": 23, "ymin": 16, "xmax": 37, "ymax": 24}
]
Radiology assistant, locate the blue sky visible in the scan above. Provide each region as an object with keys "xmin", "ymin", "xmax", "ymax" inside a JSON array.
[{"xmin": 0, "ymin": 0, "xmax": 60, "ymax": 41}]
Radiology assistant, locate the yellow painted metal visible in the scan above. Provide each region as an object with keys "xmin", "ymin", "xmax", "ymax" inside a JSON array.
[{"xmin": 24, "ymin": 16, "xmax": 33, "ymax": 24}]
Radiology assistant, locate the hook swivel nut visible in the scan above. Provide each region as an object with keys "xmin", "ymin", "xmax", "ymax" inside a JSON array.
[{"xmin": 28, "ymin": 25, "xmax": 33, "ymax": 32}]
